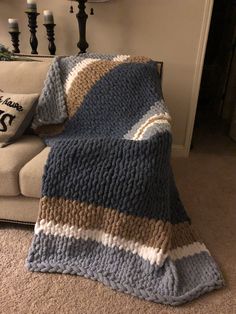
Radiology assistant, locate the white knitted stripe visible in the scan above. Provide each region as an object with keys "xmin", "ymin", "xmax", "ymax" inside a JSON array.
[
  {"xmin": 35, "ymin": 220, "xmax": 209, "ymax": 265},
  {"xmin": 169, "ymin": 242, "xmax": 210, "ymax": 261},
  {"xmin": 65, "ymin": 58, "xmax": 100, "ymax": 95},
  {"xmin": 133, "ymin": 113, "xmax": 171, "ymax": 140},
  {"xmin": 112, "ymin": 55, "xmax": 130, "ymax": 62},
  {"xmin": 135, "ymin": 119, "xmax": 170, "ymax": 140},
  {"xmin": 35, "ymin": 219, "xmax": 168, "ymax": 266},
  {"xmin": 65, "ymin": 56, "xmax": 130, "ymax": 96}
]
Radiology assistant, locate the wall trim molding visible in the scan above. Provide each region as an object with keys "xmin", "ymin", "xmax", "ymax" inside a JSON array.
[{"xmin": 183, "ymin": 0, "xmax": 214, "ymax": 156}]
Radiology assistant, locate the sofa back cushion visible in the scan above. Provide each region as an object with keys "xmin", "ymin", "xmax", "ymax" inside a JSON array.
[{"xmin": 0, "ymin": 58, "xmax": 53, "ymax": 94}]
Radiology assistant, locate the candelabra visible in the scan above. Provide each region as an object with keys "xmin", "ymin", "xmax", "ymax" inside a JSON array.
[
  {"xmin": 25, "ymin": 11, "xmax": 40, "ymax": 54},
  {"xmin": 9, "ymin": 31, "xmax": 20, "ymax": 53},
  {"xmin": 44, "ymin": 24, "xmax": 56, "ymax": 55}
]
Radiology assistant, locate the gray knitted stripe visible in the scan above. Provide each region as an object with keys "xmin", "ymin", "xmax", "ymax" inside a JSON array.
[
  {"xmin": 27, "ymin": 233, "xmax": 224, "ymax": 306},
  {"xmin": 123, "ymin": 100, "xmax": 170, "ymax": 140},
  {"xmin": 32, "ymin": 53, "xmax": 123, "ymax": 129},
  {"xmin": 32, "ymin": 57, "xmax": 67, "ymax": 128},
  {"xmin": 59, "ymin": 54, "xmax": 120, "ymax": 87},
  {"xmin": 82, "ymin": 52, "xmax": 120, "ymax": 60},
  {"xmin": 59, "ymin": 53, "xmax": 119, "ymax": 85}
]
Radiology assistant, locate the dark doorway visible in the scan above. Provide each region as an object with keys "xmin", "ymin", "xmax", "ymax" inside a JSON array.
[{"xmin": 192, "ymin": 0, "xmax": 236, "ymax": 147}]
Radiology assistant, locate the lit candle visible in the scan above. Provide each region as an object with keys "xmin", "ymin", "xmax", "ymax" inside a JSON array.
[
  {"xmin": 43, "ymin": 10, "xmax": 54, "ymax": 24},
  {"xmin": 27, "ymin": 0, "xmax": 37, "ymax": 12},
  {"xmin": 8, "ymin": 18, "xmax": 19, "ymax": 32}
]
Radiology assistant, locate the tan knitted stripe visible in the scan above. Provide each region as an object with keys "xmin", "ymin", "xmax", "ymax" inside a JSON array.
[
  {"xmin": 66, "ymin": 57, "xmax": 151, "ymax": 118},
  {"xmin": 38, "ymin": 197, "xmax": 201, "ymax": 253},
  {"xmin": 171, "ymin": 221, "xmax": 202, "ymax": 250},
  {"xmin": 66, "ymin": 60, "xmax": 116, "ymax": 117},
  {"xmin": 38, "ymin": 196, "xmax": 172, "ymax": 253}
]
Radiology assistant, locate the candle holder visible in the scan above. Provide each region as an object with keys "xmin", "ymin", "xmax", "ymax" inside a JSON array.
[
  {"xmin": 44, "ymin": 24, "xmax": 56, "ymax": 55},
  {"xmin": 9, "ymin": 31, "xmax": 20, "ymax": 53},
  {"xmin": 76, "ymin": 0, "xmax": 89, "ymax": 53},
  {"xmin": 25, "ymin": 11, "xmax": 40, "ymax": 54}
]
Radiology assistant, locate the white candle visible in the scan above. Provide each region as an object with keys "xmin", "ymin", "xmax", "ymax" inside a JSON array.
[
  {"xmin": 8, "ymin": 18, "xmax": 19, "ymax": 32},
  {"xmin": 43, "ymin": 10, "xmax": 54, "ymax": 24},
  {"xmin": 27, "ymin": 0, "xmax": 37, "ymax": 12}
]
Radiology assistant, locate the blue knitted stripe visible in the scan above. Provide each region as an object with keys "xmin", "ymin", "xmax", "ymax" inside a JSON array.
[
  {"xmin": 45, "ymin": 60, "xmax": 163, "ymax": 144},
  {"xmin": 42, "ymin": 134, "xmax": 188, "ymax": 223},
  {"xmin": 27, "ymin": 233, "xmax": 224, "ymax": 306}
]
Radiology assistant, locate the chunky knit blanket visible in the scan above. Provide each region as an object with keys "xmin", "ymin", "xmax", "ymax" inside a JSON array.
[{"xmin": 27, "ymin": 53, "xmax": 224, "ymax": 306}]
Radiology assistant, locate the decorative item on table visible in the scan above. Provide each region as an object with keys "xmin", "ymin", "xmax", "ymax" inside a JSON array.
[
  {"xmin": 0, "ymin": 43, "xmax": 39, "ymax": 62},
  {"xmin": 26, "ymin": 0, "xmax": 37, "ymax": 12},
  {"xmin": 43, "ymin": 10, "xmax": 56, "ymax": 55},
  {"xmin": 0, "ymin": 44, "xmax": 12, "ymax": 61},
  {"xmin": 25, "ymin": 0, "xmax": 40, "ymax": 54},
  {"xmin": 8, "ymin": 19, "xmax": 20, "ymax": 53},
  {"xmin": 0, "ymin": 44, "xmax": 40, "ymax": 62}
]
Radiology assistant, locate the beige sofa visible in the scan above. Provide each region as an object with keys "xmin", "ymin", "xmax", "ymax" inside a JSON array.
[
  {"xmin": 0, "ymin": 57, "xmax": 163, "ymax": 224},
  {"xmin": 0, "ymin": 58, "xmax": 53, "ymax": 224}
]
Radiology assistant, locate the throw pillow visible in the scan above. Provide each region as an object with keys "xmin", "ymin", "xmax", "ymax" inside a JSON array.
[{"xmin": 0, "ymin": 92, "xmax": 39, "ymax": 147}]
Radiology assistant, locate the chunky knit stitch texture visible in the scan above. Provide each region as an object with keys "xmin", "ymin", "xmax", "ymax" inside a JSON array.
[{"xmin": 27, "ymin": 54, "xmax": 224, "ymax": 306}]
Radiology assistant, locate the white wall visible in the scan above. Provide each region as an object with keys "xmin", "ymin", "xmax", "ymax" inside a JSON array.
[{"xmin": 0, "ymin": 0, "xmax": 213, "ymax": 156}]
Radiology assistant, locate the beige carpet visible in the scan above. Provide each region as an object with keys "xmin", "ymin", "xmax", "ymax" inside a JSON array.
[{"xmin": 1, "ymin": 130, "xmax": 236, "ymax": 314}]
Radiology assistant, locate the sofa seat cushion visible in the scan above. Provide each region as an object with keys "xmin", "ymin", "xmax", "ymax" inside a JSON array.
[
  {"xmin": 0, "ymin": 196, "xmax": 39, "ymax": 223},
  {"xmin": 19, "ymin": 147, "xmax": 50, "ymax": 198},
  {"xmin": 0, "ymin": 135, "xmax": 45, "ymax": 196}
]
